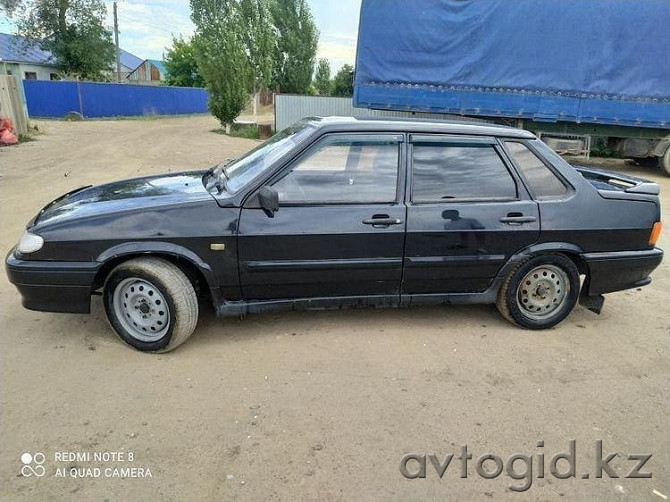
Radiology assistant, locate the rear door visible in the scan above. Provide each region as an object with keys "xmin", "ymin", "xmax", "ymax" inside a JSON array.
[
  {"xmin": 402, "ymin": 135, "xmax": 539, "ymax": 294},
  {"xmin": 238, "ymin": 133, "xmax": 407, "ymax": 300}
]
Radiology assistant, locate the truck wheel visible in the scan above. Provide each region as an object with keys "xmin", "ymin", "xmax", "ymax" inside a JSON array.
[
  {"xmin": 662, "ymin": 147, "xmax": 670, "ymax": 176},
  {"xmin": 103, "ymin": 257, "xmax": 198, "ymax": 352},
  {"xmin": 496, "ymin": 254, "xmax": 580, "ymax": 330},
  {"xmin": 632, "ymin": 157, "xmax": 660, "ymax": 168}
]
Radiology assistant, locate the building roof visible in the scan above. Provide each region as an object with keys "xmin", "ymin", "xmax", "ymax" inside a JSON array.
[
  {"xmin": 0, "ymin": 33, "xmax": 54, "ymax": 65},
  {"xmin": 119, "ymin": 49, "xmax": 143, "ymax": 71},
  {"xmin": 127, "ymin": 59, "xmax": 167, "ymax": 79},
  {"xmin": 147, "ymin": 59, "xmax": 167, "ymax": 75},
  {"xmin": 0, "ymin": 32, "xmax": 143, "ymax": 71}
]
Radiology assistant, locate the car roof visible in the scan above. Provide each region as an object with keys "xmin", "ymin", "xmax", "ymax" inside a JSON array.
[{"xmin": 307, "ymin": 116, "xmax": 535, "ymax": 139}]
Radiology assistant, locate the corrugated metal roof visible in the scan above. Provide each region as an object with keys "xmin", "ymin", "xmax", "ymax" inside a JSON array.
[
  {"xmin": 147, "ymin": 59, "xmax": 166, "ymax": 75},
  {"xmin": 0, "ymin": 32, "xmax": 143, "ymax": 71},
  {"xmin": 0, "ymin": 33, "xmax": 54, "ymax": 65},
  {"xmin": 119, "ymin": 49, "xmax": 142, "ymax": 71}
]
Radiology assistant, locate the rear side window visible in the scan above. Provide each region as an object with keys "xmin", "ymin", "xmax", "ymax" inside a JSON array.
[
  {"xmin": 412, "ymin": 142, "xmax": 517, "ymax": 202},
  {"xmin": 505, "ymin": 141, "xmax": 568, "ymax": 199}
]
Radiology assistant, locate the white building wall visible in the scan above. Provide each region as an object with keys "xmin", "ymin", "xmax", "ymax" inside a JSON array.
[{"xmin": 14, "ymin": 63, "xmax": 58, "ymax": 81}]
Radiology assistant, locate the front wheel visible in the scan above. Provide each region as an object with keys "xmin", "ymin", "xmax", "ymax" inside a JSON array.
[
  {"xmin": 103, "ymin": 257, "xmax": 198, "ymax": 352},
  {"xmin": 496, "ymin": 254, "xmax": 580, "ymax": 330}
]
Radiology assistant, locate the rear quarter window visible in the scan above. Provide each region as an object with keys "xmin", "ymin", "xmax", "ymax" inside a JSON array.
[{"xmin": 505, "ymin": 141, "xmax": 568, "ymax": 200}]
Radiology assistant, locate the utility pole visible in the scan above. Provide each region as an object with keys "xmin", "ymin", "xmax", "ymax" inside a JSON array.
[{"xmin": 113, "ymin": 1, "xmax": 121, "ymax": 82}]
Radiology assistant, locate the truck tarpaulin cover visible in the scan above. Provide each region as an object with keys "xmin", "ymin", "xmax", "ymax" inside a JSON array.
[{"xmin": 354, "ymin": 0, "xmax": 670, "ymax": 129}]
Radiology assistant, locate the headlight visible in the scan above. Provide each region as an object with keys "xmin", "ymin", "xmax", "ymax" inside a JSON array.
[{"xmin": 18, "ymin": 231, "xmax": 44, "ymax": 254}]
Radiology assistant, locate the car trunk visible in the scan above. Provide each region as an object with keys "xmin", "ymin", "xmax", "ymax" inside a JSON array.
[{"xmin": 573, "ymin": 165, "xmax": 660, "ymax": 199}]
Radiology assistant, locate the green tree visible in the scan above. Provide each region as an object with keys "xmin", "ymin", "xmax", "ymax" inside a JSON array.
[
  {"xmin": 270, "ymin": 0, "xmax": 318, "ymax": 94},
  {"xmin": 11, "ymin": 0, "xmax": 115, "ymax": 80},
  {"xmin": 239, "ymin": 0, "xmax": 275, "ymax": 95},
  {"xmin": 164, "ymin": 36, "xmax": 204, "ymax": 87},
  {"xmin": 191, "ymin": 0, "xmax": 250, "ymax": 128},
  {"xmin": 332, "ymin": 64, "xmax": 354, "ymax": 97},
  {"xmin": 313, "ymin": 58, "xmax": 331, "ymax": 96},
  {"xmin": 191, "ymin": 0, "xmax": 277, "ymax": 128},
  {"xmin": 0, "ymin": 0, "xmax": 22, "ymax": 14}
]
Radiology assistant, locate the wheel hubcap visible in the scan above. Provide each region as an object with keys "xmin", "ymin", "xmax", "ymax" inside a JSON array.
[
  {"xmin": 112, "ymin": 278, "xmax": 170, "ymax": 341},
  {"xmin": 516, "ymin": 265, "xmax": 570, "ymax": 320}
]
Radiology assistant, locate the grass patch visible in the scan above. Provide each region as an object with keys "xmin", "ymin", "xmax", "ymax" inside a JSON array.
[
  {"xmin": 18, "ymin": 133, "xmax": 36, "ymax": 143},
  {"xmin": 229, "ymin": 124, "xmax": 259, "ymax": 139},
  {"xmin": 107, "ymin": 113, "xmax": 211, "ymax": 121},
  {"xmin": 211, "ymin": 124, "xmax": 260, "ymax": 140},
  {"xmin": 31, "ymin": 113, "xmax": 212, "ymax": 121}
]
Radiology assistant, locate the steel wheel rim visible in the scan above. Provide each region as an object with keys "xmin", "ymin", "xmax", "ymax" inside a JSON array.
[
  {"xmin": 516, "ymin": 265, "xmax": 570, "ymax": 320},
  {"xmin": 112, "ymin": 278, "xmax": 170, "ymax": 341}
]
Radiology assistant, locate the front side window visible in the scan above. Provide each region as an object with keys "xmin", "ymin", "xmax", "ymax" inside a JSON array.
[
  {"xmin": 219, "ymin": 120, "xmax": 316, "ymax": 193},
  {"xmin": 24, "ymin": 72, "xmax": 37, "ymax": 80},
  {"xmin": 412, "ymin": 142, "xmax": 517, "ymax": 202},
  {"xmin": 273, "ymin": 135, "xmax": 400, "ymax": 204},
  {"xmin": 505, "ymin": 141, "xmax": 568, "ymax": 199}
]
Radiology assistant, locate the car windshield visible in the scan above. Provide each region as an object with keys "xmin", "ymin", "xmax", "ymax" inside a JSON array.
[{"xmin": 207, "ymin": 119, "xmax": 316, "ymax": 194}]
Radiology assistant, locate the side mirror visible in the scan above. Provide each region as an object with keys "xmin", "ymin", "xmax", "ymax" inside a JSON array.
[{"xmin": 258, "ymin": 185, "xmax": 279, "ymax": 216}]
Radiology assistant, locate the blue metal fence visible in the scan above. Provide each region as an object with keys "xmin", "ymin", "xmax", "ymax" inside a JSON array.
[{"xmin": 23, "ymin": 80, "xmax": 209, "ymax": 118}]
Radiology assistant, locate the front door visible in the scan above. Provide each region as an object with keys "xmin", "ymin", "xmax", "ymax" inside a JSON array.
[
  {"xmin": 402, "ymin": 135, "xmax": 540, "ymax": 294},
  {"xmin": 238, "ymin": 133, "xmax": 406, "ymax": 301}
]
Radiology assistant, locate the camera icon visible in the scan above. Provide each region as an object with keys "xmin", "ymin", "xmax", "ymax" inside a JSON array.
[{"xmin": 21, "ymin": 452, "xmax": 46, "ymax": 477}]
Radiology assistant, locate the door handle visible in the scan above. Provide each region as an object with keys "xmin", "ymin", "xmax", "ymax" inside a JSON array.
[
  {"xmin": 362, "ymin": 216, "xmax": 404, "ymax": 226},
  {"xmin": 499, "ymin": 213, "xmax": 537, "ymax": 224}
]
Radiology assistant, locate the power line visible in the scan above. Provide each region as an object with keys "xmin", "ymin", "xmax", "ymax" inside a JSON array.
[{"xmin": 117, "ymin": 12, "xmax": 191, "ymax": 35}]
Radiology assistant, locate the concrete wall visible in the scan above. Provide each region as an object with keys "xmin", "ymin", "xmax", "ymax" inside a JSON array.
[
  {"xmin": 3, "ymin": 63, "xmax": 136, "ymax": 82},
  {"xmin": 6, "ymin": 63, "xmax": 59, "ymax": 81}
]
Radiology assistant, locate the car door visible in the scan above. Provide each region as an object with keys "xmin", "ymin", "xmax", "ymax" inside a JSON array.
[
  {"xmin": 238, "ymin": 133, "xmax": 407, "ymax": 301},
  {"xmin": 402, "ymin": 135, "xmax": 540, "ymax": 294}
]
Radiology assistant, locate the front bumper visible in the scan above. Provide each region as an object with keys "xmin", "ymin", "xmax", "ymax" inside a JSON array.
[
  {"xmin": 5, "ymin": 249, "xmax": 100, "ymax": 313},
  {"xmin": 582, "ymin": 248, "xmax": 664, "ymax": 296}
]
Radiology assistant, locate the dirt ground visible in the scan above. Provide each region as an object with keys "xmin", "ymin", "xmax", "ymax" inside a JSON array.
[{"xmin": 0, "ymin": 116, "xmax": 668, "ymax": 502}]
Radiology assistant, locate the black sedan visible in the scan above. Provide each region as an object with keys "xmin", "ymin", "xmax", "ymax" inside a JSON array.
[{"xmin": 6, "ymin": 117, "xmax": 664, "ymax": 352}]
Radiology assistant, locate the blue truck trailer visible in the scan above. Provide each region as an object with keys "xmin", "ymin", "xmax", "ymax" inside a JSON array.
[{"xmin": 354, "ymin": 0, "xmax": 670, "ymax": 174}]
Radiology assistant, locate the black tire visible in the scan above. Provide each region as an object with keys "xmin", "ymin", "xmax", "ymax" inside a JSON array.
[
  {"xmin": 103, "ymin": 257, "xmax": 198, "ymax": 352},
  {"xmin": 632, "ymin": 157, "xmax": 660, "ymax": 168},
  {"xmin": 496, "ymin": 254, "xmax": 580, "ymax": 330}
]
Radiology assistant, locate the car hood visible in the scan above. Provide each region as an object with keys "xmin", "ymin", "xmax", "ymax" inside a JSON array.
[{"xmin": 31, "ymin": 171, "xmax": 213, "ymax": 228}]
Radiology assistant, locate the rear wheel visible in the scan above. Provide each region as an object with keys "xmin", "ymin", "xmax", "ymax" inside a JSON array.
[
  {"xmin": 496, "ymin": 254, "xmax": 580, "ymax": 329},
  {"xmin": 103, "ymin": 257, "xmax": 198, "ymax": 352}
]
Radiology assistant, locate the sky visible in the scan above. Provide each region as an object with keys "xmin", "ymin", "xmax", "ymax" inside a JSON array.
[{"xmin": 0, "ymin": 0, "xmax": 362, "ymax": 71}]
